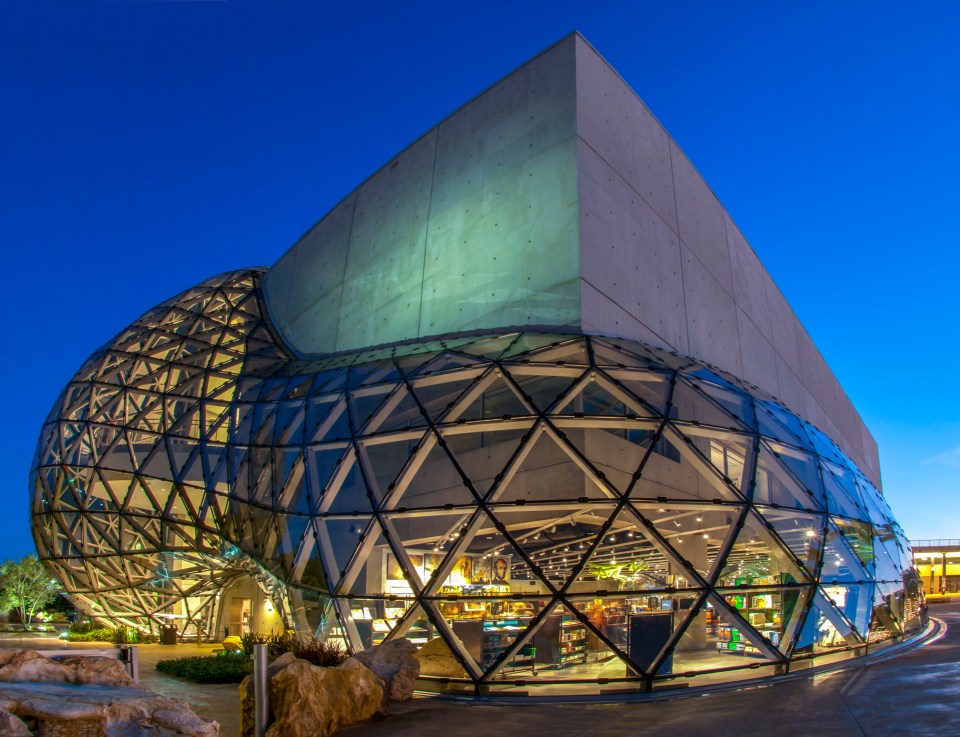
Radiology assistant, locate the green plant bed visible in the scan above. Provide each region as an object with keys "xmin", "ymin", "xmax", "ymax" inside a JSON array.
[
  {"xmin": 64, "ymin": 627, "xmax": 116, "ymax": 642},
  {"xmin": 239, "ymin": 632, "xmax": 348, "ymax": 666},
  {"xmin": 156, "ymin": 653, "xmax": 252, "ymax": 683},
  {"xmin": 64, "ymin": 625, "xmax": 160, "ymax": 644}
]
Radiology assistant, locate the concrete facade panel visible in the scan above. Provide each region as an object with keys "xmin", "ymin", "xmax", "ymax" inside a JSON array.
[
  {"xmin": 336, "ymin": 132, "xmax": 436, "ymax": 350},
  {"xmin": 577, "ymin": 142, "xmax": 687, "ymax": 350},
  {"xmin": 795, "ymin": 328, "xmax": 827, "ymax": 416},
  {"xmin": 764, "ymin": 281, "xmax": 802, "ymax": 370},
  {"xmin": 725, "ymin": 214, "xmax": 773, "ymax": 342},
  {"xmin": 681, "ymin": 246, "xmax": 742, "ymax": 377},
  {"xmin": 574, "ymin": 37, "xmax": 677, "ymax": 233},
  {"xmin": 774, "ymin": 355, "xmax": 808, "ymax": 422},
  {"xmin": 421, "ymin": 137, "xmax": 580, "ymax": 336},
  {"xmin": 735, "ymin": 307, "xmax": 777, "ymax": 392},
  {"xmin": 671, "ymin": 142, "xmax": 734, "ymax": 296},
  {"xmin": 579, "ymin": 281, "xmax": 673, "ymax": 350},
  {"xmin": 263, "ymin": 193, "xmax": 356, "ymax": 347}
]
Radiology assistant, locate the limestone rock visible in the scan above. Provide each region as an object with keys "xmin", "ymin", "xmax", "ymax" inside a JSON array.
[
  {"xmin": 414, "ymin": 637, "xmax": 468, "ymax": 678},
  {"xmin": 350, "ymin": 638, "xmax": 419, "ymax": 701},
  {"xmin": 0, "ymin": 682, "xmax": 218, "ymax": 736},
  {"xmin": 240, "ymin": 655, "xmax": 387, "ymax": 737},
  {"xmin": 239, "ymin": 652, "xmax": 299, "ymax": 737},
  {"xmin": 265, "ymin": 658, "xmax": 384, "ymax": 737},
  {"xmin": 0, "ymin": 708, "xmax": 31, "ymax": 737},
  {"xmin": 0, "ymin": 649, "xmax": 135, "ymax": 687}
]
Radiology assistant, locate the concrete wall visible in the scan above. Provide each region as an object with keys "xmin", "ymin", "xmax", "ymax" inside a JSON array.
[
  {"xmin": 573, "ymin": 37, "xmax": 880, "ymax": 486},
  {"xmin": 262, "ymin": 33, "xmax": 880, "ymax": 488},
  {"xmin": 264, "ymin": 37, "xmax": 581, "ymax": 354}
]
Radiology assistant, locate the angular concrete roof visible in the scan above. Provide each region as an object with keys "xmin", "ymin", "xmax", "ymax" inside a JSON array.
[{"xmin": 262, "ymin": 33, "xmax": 880, "ymax": 486}]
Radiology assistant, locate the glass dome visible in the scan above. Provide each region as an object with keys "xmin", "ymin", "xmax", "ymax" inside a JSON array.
[{"xmin": 31, "ymin": 269, "xmax": 923, "ymax": 695}]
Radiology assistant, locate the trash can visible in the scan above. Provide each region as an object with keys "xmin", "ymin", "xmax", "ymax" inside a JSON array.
[{"xmin": 160, "ymin": 624, "xmax": 178, "ymax": 645}]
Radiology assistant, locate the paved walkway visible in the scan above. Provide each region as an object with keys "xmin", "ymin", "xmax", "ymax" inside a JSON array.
[{"xmin": 4, "ymin": 606, "xmax": 959, "ymax": 737}]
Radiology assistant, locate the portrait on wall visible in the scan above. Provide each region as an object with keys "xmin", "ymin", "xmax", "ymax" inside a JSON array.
[{"xmin": 491, "ymin": 556, "xmax": 510, "ymax": 585}]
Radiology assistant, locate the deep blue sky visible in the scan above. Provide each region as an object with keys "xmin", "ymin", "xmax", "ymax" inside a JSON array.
[{"xmin": 2, "ymin": 1, "xmax": 958, "ymax": 562}]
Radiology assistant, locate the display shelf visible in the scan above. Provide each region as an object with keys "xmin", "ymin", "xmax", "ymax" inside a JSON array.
[
  {"xmin": 452, "ymin": 618, "xmax": 536, "ymax": 673},
  {"xmin": 716, "ymin": 623, "xmax": 780, "ymax": 655},
  {"xmin": 531, "ymin": 615, "xmax": 589, "ymax": 670}
]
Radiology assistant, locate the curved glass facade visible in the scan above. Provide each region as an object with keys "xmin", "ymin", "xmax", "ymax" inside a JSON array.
[{"xmin": 32, "ymin": 269, "xmax": 923, "ymax": 694}]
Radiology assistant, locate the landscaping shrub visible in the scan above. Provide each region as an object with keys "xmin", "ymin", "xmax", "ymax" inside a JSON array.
[
  {"xmin": 156, "ymin": 652, "xmax": 252, "ymax": 683},
  {"xmin": 238, "ymin": 632, "xmax": 348, "ymax": 666},
  {"xmin": 64, "ymin": 623, "xmax": 159, "ymax": 643},
  {"xmin": 287, "ymin": 636, "xmax": 347, "ymax": 667},
  {"xmin": 65, "ymin": 627, "xmax": 116, "ymax": 642}
]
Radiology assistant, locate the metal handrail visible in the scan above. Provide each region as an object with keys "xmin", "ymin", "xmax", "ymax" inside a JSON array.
[{"xmin": 911, "ymin": 539, "xmax": 960, "ymax": 548}]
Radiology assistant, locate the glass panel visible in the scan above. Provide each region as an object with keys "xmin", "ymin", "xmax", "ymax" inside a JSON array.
[
  {"xmin": 756, "ymin": 508, "xmax": 825, "ymax": 577},
  {"xmin": 821, "ymin": 521, "xmax": 868, "ymax": 583},
  {"xmin": 821, "ymin": 583, "xmax": 873, "ymax": 639},
  {"xmin": 347, "ymin": 387, "xmax": 392, "ymax": 434},
  {"xmin": 640, "ymin": 503, "xmax": 740, "ymax": 586},
  {"xmin": 716, "ymin": 510, "xmax": 808, "ymax": 587},
  {"xmin": 553, "ymin": 374, "xmax": 635, "ymax": 417},
  {"xmin": 855, "ymin": 475, "xmax": 893, "ymax": 527},
  {"xmin": 388, "ymin": 439, "xmax": 478, "ymax": 509},
  {"xmin": 600, "ymin": 370, "xmax": 673, "ymax": 417},
  {"xmin": 763, "ymin": 440, "xmax": 825, "ymax": 505},
  {"xmin": 669, "ymin": 592, "xmax": 780, "ymax": 674},
  {"xmin": 715, "ymin": 586, "xmax": 811, "ymax": 656},
  {"xmin": 576, "ymin": 506, "xmax": 691, "ymax": 593},
  {"xmin": 382, "ymin": 510, "xmax": 477, "ymax": 592},
  {"xmin": 632, "ymin": 427, "xmax": 742, "ymax": 503},
  {"xmin": 442, "ymin": 426, "xmax": 534, "ymax": 498},
  {"xmin": 591, "ymin": 339, "xmax": 664, "ymax": 372},
  {"xmin": 490, "ymin": 430, "xmax": 616, "ymax": 504},
  {"xmin": 409, "ymin": 374, "xmax": 483, "ymax": 423},
  {"xmin": 358, "ymin": 437, "xmax": 421, "ymax": 502},
  {"xmin": 754, "ymin": 445, "xmax": 822, "ymax": 511},
  {"xmin": 873, "ymin": 527, "xmax": 903, "ymax": 582},
  {"xmin": 314, "ymin": 518, "xmax": 374, "ymax": 590},
  {"xmin": 323, "ymin": 455, "xmax": 376, "ymax": 515},
  {"xmin": 791, "ymin": 588, "xmax": 862, "ymax": 656},
  {"xmin": 868, "ymin": 581, "xmax": 902, "ymax": 643},
  {"xmin": 558, "ymin": 421, "xmax": 658, "ymax": 498},
  {"xmin": 455, "ymin": 374, "xmax": 532, "ymax": 421},
  {"xmin": 507, "ymin": 373, "xmax": 579, "ymax": 414},
  {"xmin": 832, "ymin": 518, "xmax": 875, "ymax": 575},
  {"xmin": 821, "ymin": 460, "xmax": 866, "ymax": 520},
  {"xmin": 694, "ymin": 430, "xmax": 752, "ymax": 495},
  {"xmin": 671, "ymin": 378, "xmax": 750, "ymax": 432},
  {"xmin": 686, "ymin": 376, "xmax": 756, "ymax": 431},
  {"xmin": 367, "ymin": 389, "xmax": 430, "ymax": 434},
  {"xmin": 755, "ymin": 402, "xmax": 812, "ymax": 450},
  {"xmin": 512, "ymin": 338, "xmax": 590, "ymax": 365}
]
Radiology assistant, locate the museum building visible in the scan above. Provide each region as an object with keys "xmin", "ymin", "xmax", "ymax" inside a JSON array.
[{"xmin": 31, "ymin": 34, "xmax": 923, "ymax": 695}]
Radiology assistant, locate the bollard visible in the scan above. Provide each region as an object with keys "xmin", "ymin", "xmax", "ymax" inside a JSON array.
[
  {"xmin": 119, "ymin": 645, "xmax": 139, "ymax": 683},
  {"xmin": 253, "ymin": 643, "xmax": 268, "ymax": 737}
]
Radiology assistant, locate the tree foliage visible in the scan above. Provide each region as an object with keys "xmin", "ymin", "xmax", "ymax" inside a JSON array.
[{"xmin": 0, "ymin": 554, "xmax": 62, "ymax": 629}]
